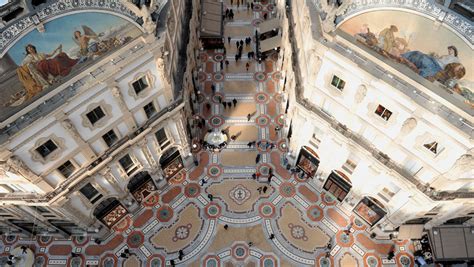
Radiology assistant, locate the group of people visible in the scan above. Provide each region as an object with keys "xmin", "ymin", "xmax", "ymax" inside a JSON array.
[{"xmin": 224, "ymin": 8, "xmax": 235, "ymax": 20}]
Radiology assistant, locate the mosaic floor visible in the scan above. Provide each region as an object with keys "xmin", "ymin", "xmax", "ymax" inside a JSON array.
[{"xmin": 0, "ymin": 2, "xmax": 416, "ymax": 267}]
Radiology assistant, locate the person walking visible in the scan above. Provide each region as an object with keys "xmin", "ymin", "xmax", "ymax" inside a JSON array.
[
  {"xmin": 178, "ymin": 250, "xmax": 184, "ymax": 261},
  {"xmin": 206, "ymin": 103, "xmax": 211, "ymax": 111},
  {"xmin": 251, "ymin": 2, "xmax": 254, "ymax": 10},
  {"xmin": 232, "ymin": 98, "xmax": 237, "ymax": 107},
  {"xmin": 220, "ymin": 60, "xmax": 224, "ymax": 70},
  {"xmin": 211, "ymin": 83, "xmax": 216, "ymax": 94},
  {"xmin": 247, "ymin": 141, "xmax": 252, "ymax": 148},
  {"xmin": 262, "ymin": 185, "xmax": 268, "ymax": 194},
  {"xmin": 267, "ymin": 175, "xmax": 272, "ymax": 184},
  {"xmin": 208, "ymin": 193, "xmax": 214, "ymax": 201},
  {"xmin": 269, "ymin": 234, "xmax": 275, "ymax": 240},
  {"xmin": 252, "ymin": 173, "xmax": 256, "ymax": 179},
  {"xmin": 227, "ymin": 101, "xmax": 232, "ymax": 109},
  {"xmin": 257, "ymin": 187, "xmax": 262, "ymax": 194},
  {"xmin": 231, "ymin": 135, "xmax": 237, "ymax": 141},
  {"xmin": 224, "ymin": 224, "xmax": 229, "ymax": 230},
  {"xmin": 228, "ymin": 36, "xmax": 231, "ymax": 43},
  {"xmin": 235, "ymin": 54, "xmax": 239, "ymax": 62},
  {"xmin": 256, "ymin": 154, "xmax": 261, "ymax": 164},
  {"xmin": 225, "ymin": 59, "xmax": 229, "ymax": 68},
  {"xmin": 246, "ymin": 62, "xmax": 250, "ymax": 71},
  {"xmin": 247, "ymin": 113, "xmax": 251, "ymax": 121},
  {"xmin": 223, "ymin": 102, "xmax": 227, "ymax": 109}
]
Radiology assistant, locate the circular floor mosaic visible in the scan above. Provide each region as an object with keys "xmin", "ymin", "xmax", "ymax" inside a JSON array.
[
  {"xmin": 211, "ymin": 92, "xmax": 225, "ymax": 104},
  {"xmin": 255, "ymin": 92, "xmax": 269, "ymax": 103},
  {"xmin": 279, "ymin": 182, "xmax": 296, "ymax": 198},
  {"xmin": 307, "ymin": 205, "xmax": 324, "ymax": 221},
  {"xmin": 398, "ymin": 255, "xmax": 412, "ymax": 267},
  {"xmin": 184, "ymin": 183, "xmax": 200, "ymax": 198},
  {"xmin": 271, "ymin": 71, "xmax": 281, "ymax": 81},
  {"xmin": 212, "ymin": 72, "xmax": 225, "ymax": 82},
  {"xmin": 213, "ymin": 53, "xmax": 224, "ymax": 62},
  {"xmin": 156, "ymin": 205, "xmax": 174, "ymax": 222},
  {"xmin": 336, "ymin": 231, "xmax": 354, "ymax": 247},
  {"xmin": 172, "ymin": 224, "xmax": 192, "ymax": 242},
  {"xmin": 255, "ymin": 114, "xmax": 271, "ymax": 127},
  {"xmin": 231, "ymin": 244, "xmax": 249, "ymax": 261},
  {"xmin": 365, "ymin": 255, "xmax": 381, "ymax": 267},
  {"xmin": 252, "ymin": 18, "xmax": 263, "ymax": 26},
  {"xmin": 259, "ymin": 203, "xmax": 276, "ymax": 218},
  {"xmin": 258, "ymin": 163, "xmax": 272, "ymax": 176},
  {"xmin": 322, "ymin": 192, "xmax": 336, "ymax": 206},
  {"xmin": 205, "ymin": 203, "xmax": 221, "ymax": 218},
  {"xmin": 127, "ymin": 231, "xmax": 144, "ymax": 248},
  {"xmin": 207, "ymin": 164, "xmax": 222, "ymax": 178},
  {"xmin": 253, "ymin": 4, "xmax": 263, "ymax": 11},
  {"xmin": 288, "ymin": 223, "xmax": 308, "ymax": 241},
  {"xmin": 209, "ymin": 115, "xmax": 225, "ymax": 128},
  {"xmin": 254, "ymin": 72, "xmax": 267, "ymax": 82}
]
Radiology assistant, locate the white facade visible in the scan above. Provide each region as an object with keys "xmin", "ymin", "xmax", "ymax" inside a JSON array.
[
  {"xmin": 0, "ymin": 0, "xmax": 198, "ymax": 237},
  {"xmin": 280, "ymin": 0, "xmax": 473, "ymax": 235}
]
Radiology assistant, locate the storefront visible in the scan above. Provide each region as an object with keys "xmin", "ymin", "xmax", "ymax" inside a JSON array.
[
  {"xmin": 93, "ymin": 198, "xmax": 128, "ymax": 228},
  {"xmin": 127, "ymin": 171, "xmax": 157, "ymax": 202},
  {"xmin": 323, "ymin": 170, "xmax": 352, "ymax": 202},
  {"xmin": 353, "ymin": 197, "xmax": 387, "ymax": 227},
  {"xmin": 296, "ymin": 146, "xmax": 320, "ymax": 178},
  {"xmin": 159, "ymin": 147, "xmax": 184, "ymax": 181}
]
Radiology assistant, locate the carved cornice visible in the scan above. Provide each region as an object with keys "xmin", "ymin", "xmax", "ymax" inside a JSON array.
[
  {"xmin": 0, "ymin": 0, "xmax": 140, "ymax": 55},
  {"xmin": 331, "ymin": 0, "xmax": 473, "ymax": 45}
]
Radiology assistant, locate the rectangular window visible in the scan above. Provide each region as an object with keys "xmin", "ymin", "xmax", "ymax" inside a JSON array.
[
  {"xmin": 102, "ymin": 129, "xmax": 118, "ymax": 147},
  {"xmin": 374, "ymin": 105, "xmax": 392, "ymax": 121},
  {"xmin": 79, "ymin": 183, "xmax": 102, "ymax": 204},
  {"xmin": 330, "ymin": 75, "xmax": 345, "ymax": 91},
  {"xmin": 143, "ymin": 102, "xmax": 157, "ymax": 119},
  {"xmin": 86, "ymin": 106, "xmax": 106, "ymax": 125},
  {"xmin": 36, "ymin": 140, "xmax": 58, "ymax": 158},
  {"xmin": 342, "ymin": 159, "xmax": 358, "ymax": 174},
  {"xmin": 119, "ymin": 154, "xmax": 137, "ymax": 175},
  {"xmin": 155, "ymin": 128, "xmax": 170, "ymax": 149},
  {"xmin": 57, "ymin": 160, "xmax": 75, "ymax": 178},
  {"xmin": 423, "ymin": 141, "xmax": 443, "ymax": 155},
  {"xmin": 132, "ymin": 77, "xmax": 148, "ymax": 94}
]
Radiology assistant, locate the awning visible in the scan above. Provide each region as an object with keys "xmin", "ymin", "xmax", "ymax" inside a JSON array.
[
  {"xmin": 260, "ymin": 36, "xmax": 282, "ymax": 53},
  {"xmin": 398, "ymin": 224, "xmax": 424, "ymax": 240},
  {"xmin": 429, "ymin": 226, "xmax": 474, "ymax": 262},
  {"xmin": 201, "ymin": 1, "xmax": 223, "ymax": 37},
  {"xmin": 258, "ymin": 18, "xmax": 280, "ymax": 34}
]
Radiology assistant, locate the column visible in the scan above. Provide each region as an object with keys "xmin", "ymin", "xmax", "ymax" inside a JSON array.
[
  {"xmin": 58, "ymin": 116, "xmax": 97, "ymax": 159},
  {"xmin": 109, "ymin": 84, "xmax": 138, "ymax": 130}
]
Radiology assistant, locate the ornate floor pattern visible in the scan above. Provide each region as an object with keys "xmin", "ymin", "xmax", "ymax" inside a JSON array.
[{"xmin": 0, "ymin": 2, "xmax": 416, "ymax": 267}]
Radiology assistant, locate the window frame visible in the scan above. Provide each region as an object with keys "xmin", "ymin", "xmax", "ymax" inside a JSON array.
[
  {"xmin": 118, "ymin": 154, "xmax": 138, "ymax": 176},
  {"xmin": 57, "ymin": 160, "xmax": 76, "ymax": 178},
  {"xmin": 374, "ymin": 104, "xmax": 392, "ymax": 121},
  {"xmin": 155, "ymin": 128, "xmax": 171, "ymax": 150},
  {"xmin": 30, "ymin": 135, "xmax": 65, "ymax": 163},
  {"xmin": 132, "ymin": 76, "xmax": 149, "ymax": 95},
  {"xmin": 35, "ymin": 139, "xmax": 58, "ymax": 159},
  {"xmin": 102, "ymin": 129, "xmax": 119, "ymax": 148},
  {"xmin": 128, "ymin": 71, "xmax": 155, "ymax": 99},
  {"xmin": 79, "ymin": 183, "xmax": 103, "ymax": 204},
  {"xmin": 143, "ymin": 101, "xmax": 157, "ymax": 119},
  {"xmin": 330, "ymin": 75, "xmax": 346, "ymax": 91},
  {"xmin": 86, "ymin": 106, "xmax": 106, "ymax": 125}
]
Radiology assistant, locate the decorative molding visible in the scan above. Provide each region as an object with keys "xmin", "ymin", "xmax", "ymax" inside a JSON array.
[
  {"xmin": 80, "ymin": 100, "xmax": 113, "ymax": 130},
  {"xmin": 0, "ymin": 0, "xmax": 140, "ymax": 55},
  {"xmin": 29, "ymin": 134, "xmax": 66, "ymax": 164},
  {"xmin": 127, "ymin": 70, "xmax": 156, "ymax": 100},
  {"xmin": 354, "ymin": 84, "xmax": 367, "ymax": 104},
  {"xmin": 333, "ymin": 0, "xmax": 473, "ymax": 45}
]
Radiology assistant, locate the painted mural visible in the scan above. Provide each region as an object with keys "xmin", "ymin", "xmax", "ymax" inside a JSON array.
[
  {"xmin": 0, "ymin": 12, "xmax": 142, "ymax": 123},
  {"xmin": 339, "ymin": 10, "xmax": 474, "ymax": 108}
]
